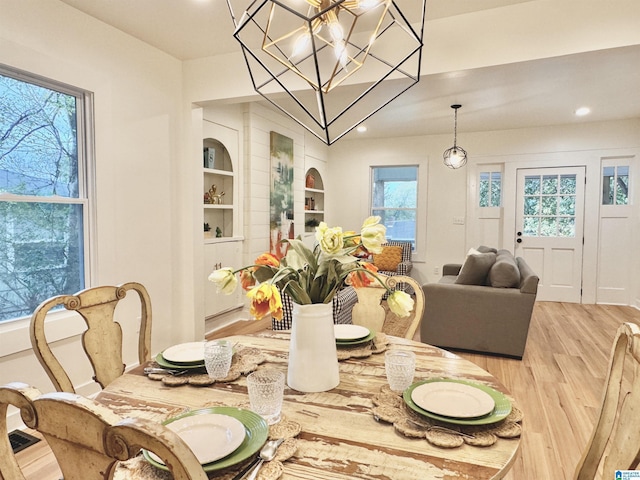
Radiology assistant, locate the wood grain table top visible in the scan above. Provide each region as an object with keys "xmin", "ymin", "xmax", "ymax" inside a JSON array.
[{"xmin": 97, "ymin": 331, "xmax": 521, "ymax": 479}]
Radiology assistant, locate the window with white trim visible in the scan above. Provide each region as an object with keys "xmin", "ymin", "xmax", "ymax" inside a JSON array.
[
  {"xmin": 370, "ymin": 166, "xmax": 418, "ymax": 249},
  {"xmin": 0, "ymin": 66, "xmax": 93, "ymax": 322}
]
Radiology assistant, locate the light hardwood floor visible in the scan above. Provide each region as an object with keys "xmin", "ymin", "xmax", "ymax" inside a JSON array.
[{"xmin": 13, "ymin": 302, "xmax": 640, "ymax": 479}]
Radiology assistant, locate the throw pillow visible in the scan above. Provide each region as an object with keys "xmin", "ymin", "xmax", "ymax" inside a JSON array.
[
  {"xmin": 489, "ymin": 252, "xmax": 520, "ymax": 288},
  {"xmin": 477, "ymin": 245, "xmax": 498, "ymax": 254},
  {"xmin": 373, "ymin": 245, "xmax": 403, "ymax": 272},
  {"xmin": 466, "ymin": 247, "xmax": 481, "ymax": 257},
  {"xmin": 455, "ymin": 252, "xmax": 496, "ymax": 285}
]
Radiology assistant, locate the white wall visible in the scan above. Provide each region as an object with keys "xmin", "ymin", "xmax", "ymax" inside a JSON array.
[
  {"xmin": 327, "ymin": 120, "xmax": 640, "ymax": 296},
  {"xmin": 0, "ymin": 0, "xmax": 188, "ymax": 420}
]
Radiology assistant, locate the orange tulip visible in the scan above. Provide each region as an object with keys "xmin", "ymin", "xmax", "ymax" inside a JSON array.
[
  {"xmin": 240, "ymin": 269, "xmax": 256, "ymax": 290},
  {"xmin": 255, "ymin": 253, "xmax": 280, "ymax": 268},
  {"xmin": 347, "ymin": 262, "xmax": 379, "ymax": 288},
  {"xmin": 247, "ymin": 283, "xmax": 283, "ymax": 320}
]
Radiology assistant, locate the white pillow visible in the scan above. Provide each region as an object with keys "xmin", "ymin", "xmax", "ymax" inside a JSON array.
[{"xmin": 466, "ymin": 248, "xmax": 481, "ymax": 258}]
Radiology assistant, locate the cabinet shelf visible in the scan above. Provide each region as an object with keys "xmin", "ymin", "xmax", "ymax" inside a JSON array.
[
  {"xmin": 305, "ymin": 210, "xmax": 324, "ymax": 214},
  {"xmin": 305, "ymin": 187, "xmax": 324, "ymax": 194},
  {"xmin": 204, "ymin": 235, "xmax": 244, "ymax": 245},
  {"xmin": 204, "ymin": 204, "xmax": 234, "ymax": 210},
  {"xmin": 204, "ymin": 168, "xmax": 233, "ymax": 176}
]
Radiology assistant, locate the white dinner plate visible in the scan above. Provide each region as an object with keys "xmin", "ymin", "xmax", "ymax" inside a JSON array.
[
  {"xmin": 148, "ymin": 413, "xmax": 246, "ymax": 465},
  {"xmin": 162, "ymin": 342, "xmax": 206, "ymax": 364},
  {"xmin": 411, "ymin": 381, "xmax": 496, "ymax": 418},
  {"xmin": 334, "ymin": 324, "xmax": 370, "ymax": 341}
]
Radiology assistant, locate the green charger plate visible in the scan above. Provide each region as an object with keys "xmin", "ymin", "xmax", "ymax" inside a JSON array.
[
  {"xmin": 403, "ymin": 379, "xmax": 512, "ymax": 426},
  {"xmin": 336, "ymin": 330, "xmax": 376, "ymax": 346},
  {"xmin": 142, "ymin": 407, "xmax": 269, "ymax": 472},
  {"xmin": 155, "ymin": 352, "xmax": 205, "ymax": 370}
]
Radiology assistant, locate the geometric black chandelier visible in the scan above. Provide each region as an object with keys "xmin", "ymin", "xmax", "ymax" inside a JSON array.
[
  {"xmin": 443, "ymin": 104, "xmax": 468, "ymax": 169},
  {"xmin": 226, "ymin": 0, "xmax": 426, "ymax": 145}
]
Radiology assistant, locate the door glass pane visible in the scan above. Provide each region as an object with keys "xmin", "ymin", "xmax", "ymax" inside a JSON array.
[
  {"xmin": 490, "ymin": 173, "xmax": 501, "ymax": 207},
  {"xmin": 559, "ymin": 196, "xmax": 576, "ymax": 215},
  {"xmin": 540, "ymin": 217, "xmax": 557, "ymax": 236},
  {"xmin": 559, "ymin": 175, "xmax": 576, "ymax": 195},
  {"xmin": 523, "ymin": 217, "xmax": 538, "ymax": 236},
  {"xmin": 558, "ymin": 217, "xmax": 575, "ymax": 236},
  {"xmin": 524, "ymin": 196, "xmax": 539, "ymax": 215},
  {"xmin": 616, "ymin": 166, "xmax": 629, "ymax": 205},
  {"xmin": 542, "ymin": 175, "xmax": 558, "ymax": 194},
  {"xmin": 524, "ymin": 176, "xmax": 540, "ymax": 195},
  {"xmin": 602, "ymin": 166, "xmax": 615, "ymax": 205},
  {"xmin": 541, "ymin": 197, "xmax": 558, "ymax": 216},
  {"xmin": 479, "ymin": 173, "xmax": 489, "ymax": 207}
]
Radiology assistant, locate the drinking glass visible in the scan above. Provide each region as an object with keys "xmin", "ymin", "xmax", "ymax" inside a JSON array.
[
  {"xmin": 204, "ymin": 340, "xmax": 233, "ymax": 380},
  {"xmin": 247, "ymin": 368, "xmax": 285, "ymax": 424},
  {"xmin": 385, "ymin": 350, "xmax": 416, "ymax": 392}
]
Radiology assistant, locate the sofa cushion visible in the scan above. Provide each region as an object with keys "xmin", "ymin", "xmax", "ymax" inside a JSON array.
[
  {"xmin": 455, "ymin": 252, "xmax": 496, "ymax": 285},
  {"xmin": 373, "ymin": 245, "xmax": 403, "ymax": 271},
  {"xmin": 489, "ymin": 257, "xmax": 520, "ymax": 288}
]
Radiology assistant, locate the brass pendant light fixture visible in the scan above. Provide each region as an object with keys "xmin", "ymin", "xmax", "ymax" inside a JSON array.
[
  {"xmin": 443, "ymin": 104, "xmax": 468, "ymax": 169},
  {"xmin": 226, "ymin": 0, "xmax": 426, "ymax": 145}
]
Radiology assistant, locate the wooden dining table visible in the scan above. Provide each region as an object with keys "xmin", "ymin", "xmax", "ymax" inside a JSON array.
[{"xmin": 97, "ymin": 331, "xmax": 521, "ymax": 480}]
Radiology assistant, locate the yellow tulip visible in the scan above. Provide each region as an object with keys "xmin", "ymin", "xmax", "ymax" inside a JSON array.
[{"xmin": 247, "ymin": 283, "xmax": 283, "ymax": 320}]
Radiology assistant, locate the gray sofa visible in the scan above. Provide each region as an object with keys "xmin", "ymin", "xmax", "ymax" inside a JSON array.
[{"xmin": 420, "ymin": 249, "xmax": 539, "ymax": 359}]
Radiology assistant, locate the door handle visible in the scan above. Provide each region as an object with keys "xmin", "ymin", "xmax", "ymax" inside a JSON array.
[{"xmin": 516, "ymin": 238, "xmax": 522, "ymax": 243}]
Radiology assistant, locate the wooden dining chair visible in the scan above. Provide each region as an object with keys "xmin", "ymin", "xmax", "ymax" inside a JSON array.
[
  {"xmin": 574, "ymin": 322, "xmax": 640, "ymax": 479},
  {"xmin": 30, "ymin": 282, "xmax": 152, "ymax": 393},
  {"xmin": 0, "ymin": 382, "xmax": 207, "ymax": 480},
  {"xmin": 352, "ymin": 275, "xmax": 425, "ymax": 340}
]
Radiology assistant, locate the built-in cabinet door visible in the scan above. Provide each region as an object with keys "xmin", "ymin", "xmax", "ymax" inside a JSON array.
[{"xmin": 204, "ymin": 240, "xmax": 243, "ymax": 317}]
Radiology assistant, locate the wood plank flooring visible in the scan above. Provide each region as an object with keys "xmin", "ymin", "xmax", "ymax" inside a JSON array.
[{"xmin": 13, "ymin": 302, "xmax": 640, "ymax": 479}]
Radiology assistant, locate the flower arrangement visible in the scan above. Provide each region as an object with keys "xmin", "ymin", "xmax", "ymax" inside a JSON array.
[{"xmin": 208, "ymin": 216, "xmax": 414, "ymax": 321}]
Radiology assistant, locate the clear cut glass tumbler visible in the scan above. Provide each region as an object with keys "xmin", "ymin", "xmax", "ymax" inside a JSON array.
[
  {"xmin": 247, "ymin": 368, "xmax": 285, "ymax": 425},
  {"xmin": 204, "ymin": 340, "xmax": 233, "ymax": 380},
  {"xmin": 385, "ymin": 349, "xmax": 416, "ymax": 392}
]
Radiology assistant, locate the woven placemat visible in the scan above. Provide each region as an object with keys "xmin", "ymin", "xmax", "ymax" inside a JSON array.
[
  {"xmin": 113, "ymin": 416, "xmax": 301, "ymax": 480},
  {"xmin": 371, "ymin": 386, "xmax": 523, "ymax": 449},
  {"xmin": 146, "ymin": 345, "xmax": 266, "ymax": 386}
]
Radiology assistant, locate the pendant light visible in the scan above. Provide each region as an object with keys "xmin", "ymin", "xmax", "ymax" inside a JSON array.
[
  {"xmin": 443, "ymin": 104, "xmax": 467, "ymax": 169},
  {"xmin": 226, "ymin": 0, "xmax": 426, "ymax": 145}
]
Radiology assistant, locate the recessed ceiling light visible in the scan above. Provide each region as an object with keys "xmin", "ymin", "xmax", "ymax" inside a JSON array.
[
  {"xmin": 575, "ymin": 107, "xmax": 591, "ymax": 117},
  {"xmin": 357, "ymin": 125, "xmax": 368, "ymax": 133}
]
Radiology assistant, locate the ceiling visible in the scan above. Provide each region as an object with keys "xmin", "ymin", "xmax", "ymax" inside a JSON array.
[{"xmin": 57, "ymin": 0, "xmax": 640, "ymax": 140}]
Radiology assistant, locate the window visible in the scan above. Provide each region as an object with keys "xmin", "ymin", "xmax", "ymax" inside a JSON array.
[
  {"xmin": 479, "ymin": 171, "xmax": 501, "ymax": 207},
  {"xmin": 371, "ymin": 166, "xmax": 417, "ymax": 248},
  {"xmin": 602, "ymin": 165, "xmax": 629, "ymax": 205},
  {"xmin": 0, "ymin": 67, "xmax": 93, "ymax": 322},
  {"xmin": 522, "ymin": 173, "xmax": 577, "ymax": 237}
]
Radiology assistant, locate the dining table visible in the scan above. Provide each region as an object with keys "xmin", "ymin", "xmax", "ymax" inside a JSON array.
[{"xmin": 96, "ymin": 330, "xmax": 522, "ymax": 480}]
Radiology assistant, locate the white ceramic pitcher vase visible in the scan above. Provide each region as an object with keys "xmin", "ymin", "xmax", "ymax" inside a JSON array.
[{"xmin": 287, "ymin": 302, "xmax": 340, "ymax": 392}]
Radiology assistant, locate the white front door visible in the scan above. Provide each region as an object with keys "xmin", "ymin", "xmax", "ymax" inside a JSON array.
[{"xmin": 515, "ymin": 167, "xmax": 586, "ymax": 302}]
